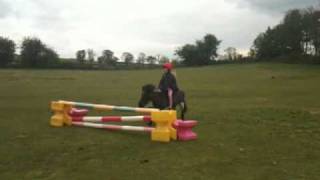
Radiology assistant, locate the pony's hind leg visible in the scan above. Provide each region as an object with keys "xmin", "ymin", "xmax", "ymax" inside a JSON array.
[{"xmin": 176, "ymin": 102, "xmax": 185, "ymax": 120}]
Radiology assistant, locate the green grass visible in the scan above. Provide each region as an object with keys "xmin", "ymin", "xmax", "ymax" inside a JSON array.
[{"xmin": 0, "ymin": 63, "xmax": 320, "ymax": 180}]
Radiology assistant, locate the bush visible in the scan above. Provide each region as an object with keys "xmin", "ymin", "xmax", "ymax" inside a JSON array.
[
  {"xmin": 21, "ymin": 37, "xmax": 59, "ymax": 68},
  {"xmin": 0, "ymin": 36, "xmax": 15, "ymax": 67}
]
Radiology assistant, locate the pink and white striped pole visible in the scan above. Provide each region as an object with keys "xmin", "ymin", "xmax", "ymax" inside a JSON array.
[
  {"xmin": 71, "ymin": 115, "xmax": 152, "ymax": 123},
  {"xmin": 72, "ymin": 122, "xmax": 154, "ymax": 133}
]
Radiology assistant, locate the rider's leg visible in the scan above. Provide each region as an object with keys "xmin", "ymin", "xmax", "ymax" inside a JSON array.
[{"xmin": 168, "ymin": 88, "xmax": 173, "ymax": 109}]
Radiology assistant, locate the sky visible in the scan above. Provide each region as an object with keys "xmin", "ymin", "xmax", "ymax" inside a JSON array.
[{"xmin": 0, "ymin": 0, "xmax": 319, "ymax": 59}]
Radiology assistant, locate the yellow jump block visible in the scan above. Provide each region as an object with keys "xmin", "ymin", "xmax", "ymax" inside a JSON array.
[
  {"xmin": 151, "ymin": 110, "xmax": 177, "ymax": 142},
  {"xmin": 50, "ymin": 101, "xmax": 73, "ymax": 127}
]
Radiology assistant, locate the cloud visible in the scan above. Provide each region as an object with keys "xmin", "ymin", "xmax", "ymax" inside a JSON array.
[
  {"xmin": 1, "ymin": 0, "xmax": 310, "ymax": 58},
  {"xmin": 0, "ymin": 0, "xmax": 12, "ymax": 18},
  {"xmin": 230, "ymin": 0, "xmax": 320, "ymax": 14}
]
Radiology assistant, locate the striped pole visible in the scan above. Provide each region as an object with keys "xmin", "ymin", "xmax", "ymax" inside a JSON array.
[
  {"xmin": 71, "ymin": 115, "xmax": 152, "ymax": 123},
  {"xmin": 60, "ymin": 100, "xmax": 159, "ymax": 114},
  {"xmin": 72, "ymin": 122, "xmax": 154, "ymax": 133}
]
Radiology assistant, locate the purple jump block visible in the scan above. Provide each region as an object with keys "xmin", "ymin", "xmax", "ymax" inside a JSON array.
[
  {"xmin": 173, "ymin": 120, "xmax": 198, "ymax": 141},
  {"xmin": 68, "ymin": 108, "xmax": 89, "ymax": 117}
]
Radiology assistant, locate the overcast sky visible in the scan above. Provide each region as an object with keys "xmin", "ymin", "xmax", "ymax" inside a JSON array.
[{"xmin": 0, "ymin": 0, "xmax": 319, "ymax": 58}]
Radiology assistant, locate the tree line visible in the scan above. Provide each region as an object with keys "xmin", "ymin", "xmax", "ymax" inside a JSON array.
[
  {"xmin": 0, "ymin": 36, "xmax": 174, "ymax": 69},
  {"xmin": 252, "ymin": 7, "xmax": 320, "ymax": 61},
  {"xmin": 175, "ymin": 6, "xmax": 320, "ymax": 65},
  {"xmin": 0, "ymin": 37, "xmax": 59, "ymax": 68},
  {"xmin": 0, "ymin": 6, "xmax": 319, "ymax": 69},
  {"xmin": 72, "ymin": 33, "xmax": 222, "ymax": 67},
  {"xmin": 74, "ymin": 49, "xmax": 171, "ymax": 67}
]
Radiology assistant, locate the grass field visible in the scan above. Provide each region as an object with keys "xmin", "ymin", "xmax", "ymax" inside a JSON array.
[{"xmin": 0, "ymin": 63, "xmax": 320, "ymax": 180}]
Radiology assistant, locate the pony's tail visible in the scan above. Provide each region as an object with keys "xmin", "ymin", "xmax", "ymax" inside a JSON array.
[
  {"xmin": 180, "ymin": 92, "xmax": 187, "ymax": 120},
  {"xmin": 183, "ymin": 100, "xmax": 188, "ymax": 113}
]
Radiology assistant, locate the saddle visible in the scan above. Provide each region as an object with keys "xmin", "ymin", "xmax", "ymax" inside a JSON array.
[{"xmin": 153, "ymin": 88, "xmax": 162, "ymax": 93}]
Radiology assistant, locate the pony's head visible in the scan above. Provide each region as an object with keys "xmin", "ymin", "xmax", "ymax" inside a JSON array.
[{"xmin": 138, "ymin": 84, "xmax": 156, "ymax": 107}]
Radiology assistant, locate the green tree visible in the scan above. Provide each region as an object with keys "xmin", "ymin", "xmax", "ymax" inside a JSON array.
[
  {"xmin": 224, "ymin": 47, "xmax": 237, "ymax": 60},
  {"xmin": 0, "ymin": 36, "xmax": 15, "ymax": 67},
  {"xmin": 302, "ymin": 8, "xmax": 320, "ymax": 56},
  {"xmin": 281, "ymin": 9, "xmax": 304, "ymax": 54},
  {"xmin": 105, "ymin": 50, "xmax": 116, "ymax": 65},
  {"xmin": 102, "ymin": 50, "xmax": 114, "ymax": 60},
  {"xmin": 21, "ymin": 37, "xmax": 59, "ymax": 68},
  {"xmin": 253, "ymin": 24, "xmax": 294, "ymax": 59},
  {"xmin": 97, "ymin": 56, "xmax": 103, "ymax": 64},
  {"xmin": 175, "ymin": 34, "xmax": 221, "ymax": 66},
  {"xmin": 41, "ymin": 48, "xmax": 59, "ymax": 67},
  {"xmin": 252, "ymin": 7, "xmax": 320, "ymax": 60},
  {"xmin": 112, "ymin": 56, "xmax": 119, "ymax": 66},
  {"xmin": 248, "ymin": 48, "xmax": 256, "ymax": 59},
  {"xmin": 175, "ymin": 44, "xmax": 198, "ymax": 65},
  {"xmin": 253, "ymin": 27, "xmax": 281, "ymax": 59},
  {"xmin": 87, "ymin": 49, "xmax": 95, "ymax": 63},
  {"xmin": 76, "ymin": 50, "xmax": 86, "ymax": 64},
  {"xmin": 137, "ymin": 52, "xmax": 146, "ymax": 65},
  {"xmin": 121, "ymin": 52, "xmax": 134, "ymax": 65},
  {"xmin": 146, "ymin": 55, "xmax": 157, "ymax": 65},
  {"xmin": 98, "ymin": 50, "xmax": 118, "ymax": 66},
  {"xmin": 196, "ymin": 34, "xmax": 221, "ymax": 64}
]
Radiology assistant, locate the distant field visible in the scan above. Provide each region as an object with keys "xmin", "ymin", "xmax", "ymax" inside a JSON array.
[{"xmin": 0, "ymin": 63, "xmax": 320, "ymax": 180}]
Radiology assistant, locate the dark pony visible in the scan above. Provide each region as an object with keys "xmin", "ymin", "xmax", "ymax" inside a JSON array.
[{"xmin": 138, "ymin": 84, "xmax": 187, "ymax": 120}]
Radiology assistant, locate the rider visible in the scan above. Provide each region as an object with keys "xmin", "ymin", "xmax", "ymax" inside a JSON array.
[{"xmin": 158, "ymin": 62, "xmax": 179, "ymax": 109}]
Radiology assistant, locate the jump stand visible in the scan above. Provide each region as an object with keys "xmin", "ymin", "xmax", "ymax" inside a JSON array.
[
  {"xmin": 50, "ymin": 100, "xmax": 197, "ymax": 143},
  {"xmin": 173, "ymin": 120, "xmax": 198, "ymax": 141}
]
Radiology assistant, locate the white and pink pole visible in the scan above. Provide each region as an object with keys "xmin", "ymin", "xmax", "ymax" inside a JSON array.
[
  {"xmin": 69, "ymin": 108, "xmax": 154, "ymax": 133},
  {"xmin": 68, "ymin": 108, "xmax": 198, "ymax": 141},
  {"xmin": 72, "ymin": 122, "xmax": 154, "ymax": 133}
]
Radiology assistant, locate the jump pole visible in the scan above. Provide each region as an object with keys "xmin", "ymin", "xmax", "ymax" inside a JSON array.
[
  {"xmin": 50, "ymin": 100, "xmax": 177, "ymax": 142},
  {"xmin": 50, "ymin": 100, "xmax": 159, "ymax": 127},
  {"xmin": 71, "ymin": 118, "xmax": 198, "ymax": 142},
  {"xmin": 71, "ymin": 115, "xmax": 152, "ymax": 123},
  {"xmin": 50, "ymin": 100, "xmax": 198, "ymax": 142},
  {"xmin": 59, "ymin": 100, "xmax": 159, "ymax": 114},
  {"xmin": 72, "ymin": 122, "xmax": 154, "ymax": 133},
  {"xmin": 68, "ymin": 108, "xmax": 152, "ymax": 123}
]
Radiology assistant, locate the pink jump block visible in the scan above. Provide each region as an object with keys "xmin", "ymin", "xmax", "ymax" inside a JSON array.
[{"xmin": 173, "ymin": 120, "xmax": 198, "ymax": 141}]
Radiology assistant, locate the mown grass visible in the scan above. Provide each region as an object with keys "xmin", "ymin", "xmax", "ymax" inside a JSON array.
[{"xmin": 0, "ymin": 63, "xmax": 320, "ymax": 180}]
